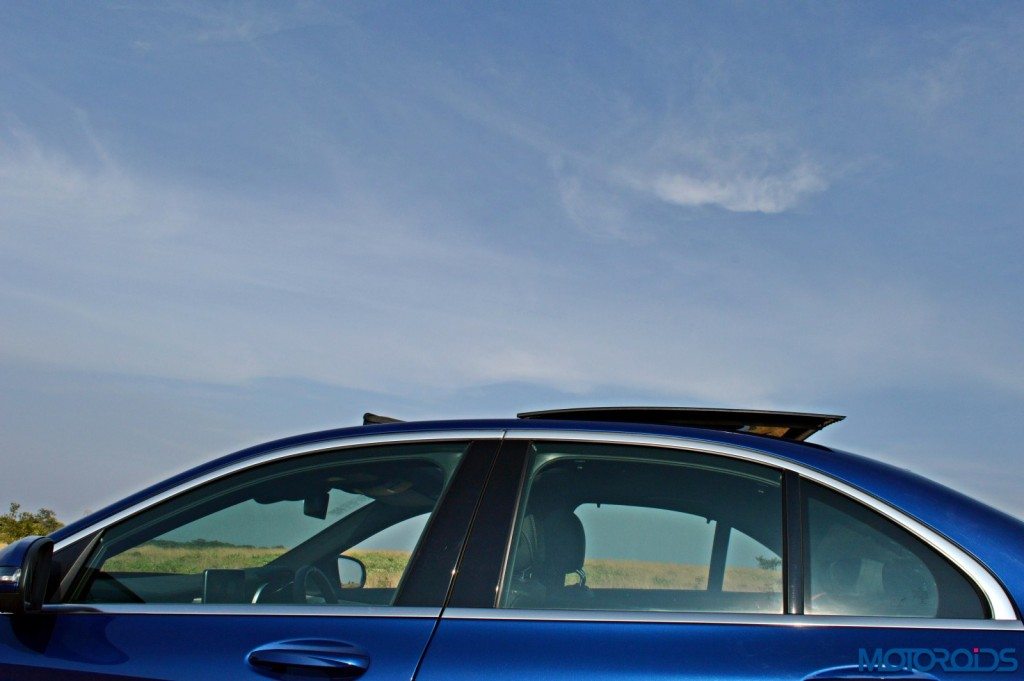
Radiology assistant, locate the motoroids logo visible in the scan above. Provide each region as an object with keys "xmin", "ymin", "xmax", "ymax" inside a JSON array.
[{"xmin": 858, "ymin": 647, "xmax": 1018, "ymax": 673}]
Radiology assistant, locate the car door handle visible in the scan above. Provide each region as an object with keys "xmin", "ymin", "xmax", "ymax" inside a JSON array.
[
  {"xmin": 804, "ymin": 665, "xmax": 938, "ymax": 681},
  {"xmin": 247, "ymin": 639, "xmax": 370, "ymax": 678}
]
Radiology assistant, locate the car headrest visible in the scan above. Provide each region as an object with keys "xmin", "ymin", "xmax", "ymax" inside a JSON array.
[
  {"xmin": 513, "ymin": 514, "xmax": 540, "ymax": 576},
  {"xmin": 823, "ymin": 558, "xmax": 861, "ymax": 595},
  {"xmin": 537, "ymin": 509, "xmax": 586, "ymax": 585}
]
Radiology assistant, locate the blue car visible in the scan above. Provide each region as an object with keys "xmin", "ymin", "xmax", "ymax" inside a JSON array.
[{"xmin": 2, "ymin": 407, "xmax": 1022, "ymax": 679}]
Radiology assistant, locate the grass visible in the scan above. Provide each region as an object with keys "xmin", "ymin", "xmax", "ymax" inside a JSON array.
[
  {"xmin": 722, "ymin": 565, "xmax": 782, "ymax": 592},
  {"xmin": 579, "ymin": 559, "xmax": 779, "ymax": 592},
  {"xmin": 101, "ymin": 541, "xmax": 780, "ymax": 592},
  {"xmin": 343, "ymin": 549, "xmax": 412, "ymax": 588},
  {"xmin": 104, "ymin": 542, "xmax": 287, "ymax": 573},
  {"xmin": 101, "ymin": 542, "xmax": 414, "ymax": 588}
]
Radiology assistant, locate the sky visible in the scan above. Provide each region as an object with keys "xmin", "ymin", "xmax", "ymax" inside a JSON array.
[{"xmin": 2, "ymin": 2, "xmax": 1024, "ymax": 521}]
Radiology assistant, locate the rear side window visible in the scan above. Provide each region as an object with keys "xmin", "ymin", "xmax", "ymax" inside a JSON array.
[
  {"xmin": 500, "ymin": 442, "xmax": 784, "ymax": 614},
  {"xmin": 803, "ymin": 481, "xmax": 987, "ymax": 619}
]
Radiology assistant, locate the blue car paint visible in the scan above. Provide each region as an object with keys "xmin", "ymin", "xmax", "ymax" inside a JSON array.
[
  {"xmin": 0, "ymin": 612, "xmax": 435, "ymax": 679},
  {"xmin": 0, "ymin": 538, "xmax": 44, "ymax": 606},
  {"xmin": 0, "ymin": 538, "xmax": 42, "ymax": 576},
  {"xmin": 418, "ymin": 617, "xmax": 1024, "ymax": 681}
]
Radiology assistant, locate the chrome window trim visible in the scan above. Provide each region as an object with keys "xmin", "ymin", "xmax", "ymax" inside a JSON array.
[
  {"xmin": 54, "ymin": 429, "xmax": 506, "ymax": 550},
  {"xmin": 442, "ymin": 607, "xmax": 1024, "ymax": 631},
  {"xmin": 41, "ymin": 604, "xmax": 439, "ymax": 618},
  {"xmin": 504, "ymin": 429, "xmax": 1018, "ymax": 622}
]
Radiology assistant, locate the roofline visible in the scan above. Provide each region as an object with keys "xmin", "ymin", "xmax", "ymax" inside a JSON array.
[{"xmin": 50, "ymin": 418, "xmax": 818, "ymax": 542}]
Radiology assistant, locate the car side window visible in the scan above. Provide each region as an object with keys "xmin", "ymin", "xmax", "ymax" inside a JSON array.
[
  {"xmin": 343, "ymin": 513, "xmax": 430, "ymax": 591},
  {"xmin": 68, "ymin": 441, "xmax": 467, "ymax": 606},
  {"xmin": 500, "ymin": 442, "xmax": 784, "ymax": 614},
  {"xmin": 803, "ymin": 481, "xmax": 988, "ymax": 618}
]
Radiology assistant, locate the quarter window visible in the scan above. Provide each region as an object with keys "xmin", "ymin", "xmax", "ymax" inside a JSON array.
[
  {"xmin": 500, "ymin": 442, "xmax": 784, "ymax": 613},
  {"xmin": 802, "ymin": 481, "xmax": 987, "ymax": 618}
]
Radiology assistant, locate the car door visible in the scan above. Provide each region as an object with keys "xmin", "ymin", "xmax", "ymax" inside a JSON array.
[
  {"xmin": 0, "ymin": 435, "xmax": 500, "ymax": 680},
  {"xmin": 419, "ymin": 433, "xmax": 1022, "ymax": 681}
]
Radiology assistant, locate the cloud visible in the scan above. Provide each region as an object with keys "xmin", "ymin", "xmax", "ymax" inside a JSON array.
[
  {"xmin": 616, "ymin": 125, "xmax": 831, "ymax": 215},
  {"xmin": 151, "ymin": 2, "xmax": 334, "ymax": 46},
  {"xmin": 649, "ymin": 160, "xmax": 827, "ymax": 213},
  {"xmin": 0, "ymin": 126, "xmax": 550, "ymax": 393},
  {"xmin": 556, "ymin": 174, "xmax": 634, "ymax": 239},
  {"xmin": 861, "ymin": 10, "xmax": 1024, "ymax": 142},
  {"xmin": 5, "ymin": 126, "xmax": 1021, "ymax": 410},
  {"xmin": 0, "ymin": 127, "xmax": 188, "ymax": 236}
]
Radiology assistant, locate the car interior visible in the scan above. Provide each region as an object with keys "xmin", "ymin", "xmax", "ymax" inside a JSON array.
[
  {"xmin": 67, "ymin": 451, "xmax": 457, "ymax": 607},
  {"xmin": 504, "ymin": 454, "xmax": 785, "ymax": 613}
]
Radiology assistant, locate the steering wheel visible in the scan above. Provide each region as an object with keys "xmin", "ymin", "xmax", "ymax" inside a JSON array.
[
  {"xmin": 292, "ymin": 565, "xmax": 339, "ymax": 605},
  {"xmin": 252, "ymin": 565, "xmax": 340, "ymax": 604}
]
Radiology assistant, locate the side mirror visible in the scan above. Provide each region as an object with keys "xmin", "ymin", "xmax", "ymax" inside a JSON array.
[
  {"xmin": 337, "ymin": 555, "xmax": 366, "ymax": 589},
  {"xmin": 0, "ymin": 536, "xmax": 54, "ymax": 615}
]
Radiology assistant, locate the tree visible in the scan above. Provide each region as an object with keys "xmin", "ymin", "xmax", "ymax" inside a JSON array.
[
  {"xmin": 755, "ymin": 554, "xmax": 782, "ymax": 571},
  {"xmin": 0, "ymin": 503, "xmax": 64, "ymax": 544}
]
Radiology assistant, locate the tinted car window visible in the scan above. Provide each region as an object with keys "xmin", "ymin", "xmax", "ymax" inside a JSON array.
[
  {"xmin": 345, "ymin": 513, "xmax": 430, "ymax": 589},
  {"xmin": 69, "ymin": 441, "xmax": 467, "ymax": 606},
  {"xmin": 500, "ymin": 442, "xmax": 783, "ymax": 613},
  {"xmin": 803, "ymin": 481, "xmax": 987, "ymax": 618}
]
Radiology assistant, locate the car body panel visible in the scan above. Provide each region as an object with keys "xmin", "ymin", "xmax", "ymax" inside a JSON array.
[
  {"xmin": 0, "ymin": 609, "xmax": 436, "ymax": 679},
  {"xmin": 420, "ymin": 615, "xmax": 1023, "ymax": 681}
]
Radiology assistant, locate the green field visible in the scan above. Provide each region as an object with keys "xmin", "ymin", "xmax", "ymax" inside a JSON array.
[
  {"xmin": 102, "ymin": 541, "xmax": 780, "ymax": 592},
  {"xmin": 583, "ymin": 558, "xmax": 780, "ymax": 592},
  {"xmin": 104, "ymin": 541, "xmax": 286, "ymax": 574},
  {"xmin": 103, "ymin": 542, "xmax": 412, "ymax": 588}
]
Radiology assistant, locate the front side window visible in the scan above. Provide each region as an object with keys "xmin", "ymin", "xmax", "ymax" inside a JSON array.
[
  {"xmin": 69, "ymin": 441, "xmax": 467, "ymax": 606},
  {"xmin": 500, "ymin": 442, "xmax": 784, "ymax": 613},
  {"xmin": 803, "ymin": 481, "xmax": 987, "ymax": 618}
]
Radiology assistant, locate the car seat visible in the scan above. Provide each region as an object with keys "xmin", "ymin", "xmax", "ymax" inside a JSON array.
[{"xmin": 507, "ymin": 509, "xmax": 590, "ymax": 608}]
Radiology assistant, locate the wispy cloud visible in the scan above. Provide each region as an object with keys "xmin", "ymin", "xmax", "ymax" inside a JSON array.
[
  {"xmin": 860, "ymin": 8, "xmax": 1024, "ymax": 146},
  {"xmin": 547, "ymin": 141, "xmax": 830, "ymax": 240},
  {"xmin": 556, "ymin": 174, "xmax": 635, "ymax": 239},
  {"xmin": 114, "ymin": 1, "xmax": 333, "ymax": 46},
  {"xmin": 648, "ymin": 160, "xmax": 827, "ymax": 213},
  {"xmin": 0, "ymin": 126, "xmax": 189, "ymax": 237},
  {"xmin": 6, "ymin": 121, "xmax": 1019, "ymax": 409},
  {"xmin": 0, "ymin": 8, "xmax": 1021, "ymax": 403}
]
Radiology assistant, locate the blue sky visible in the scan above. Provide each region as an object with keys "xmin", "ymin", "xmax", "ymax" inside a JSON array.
[{"xmin": 2, "ymin": 2, "xmax": 1023, "ymax": 520}]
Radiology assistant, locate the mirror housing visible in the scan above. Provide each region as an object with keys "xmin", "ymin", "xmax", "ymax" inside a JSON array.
[
  {"xmin": 0, "ymin": 536, "xmax": 54, "ymax": 615},
  {"xmin": 337, "ymin": 555, "xmax": 366, "ymax": 589}
]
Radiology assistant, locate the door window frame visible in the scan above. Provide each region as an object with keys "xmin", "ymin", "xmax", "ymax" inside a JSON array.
[
  {"xmin": 444, "ymin": 430, "xmax": 1017, "ymax": 629},
  {"xmin": 47, "ymin": 431, "xmax": 507, "ymax": 617}
]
